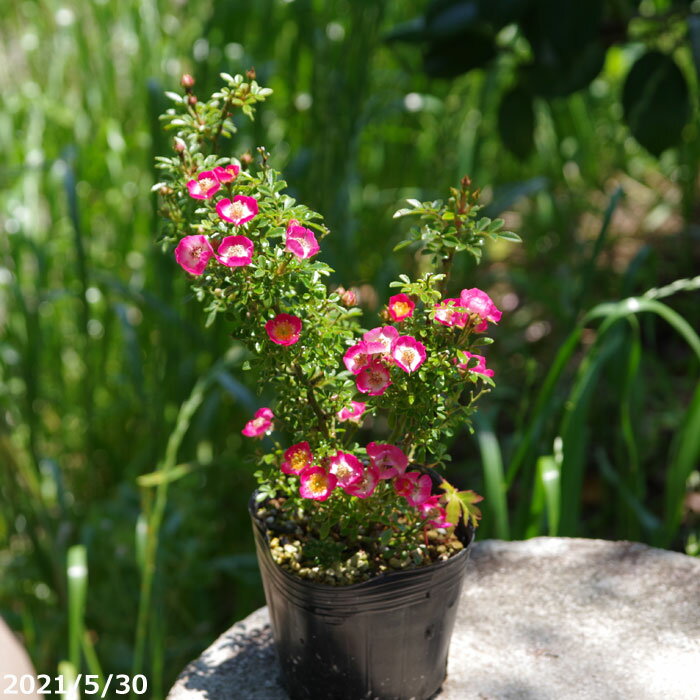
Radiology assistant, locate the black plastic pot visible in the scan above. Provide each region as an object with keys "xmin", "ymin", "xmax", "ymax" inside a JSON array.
[{"xmin": 249, "ymin": 495, "xmax": 474, "ymax": 700}]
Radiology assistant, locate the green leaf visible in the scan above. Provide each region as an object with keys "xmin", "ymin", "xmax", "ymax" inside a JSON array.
[
  {"xmin": 622, "ymin": 51, "xmax": 690, "ymax": 156},
  {"xmin": 495, "ymin": 230, "xmax": 522, "ymax": 242},
  {"xmin": 137, "ymin": 462, "xmax": 196, "ymax": 487},
  {"xmin": 424, "ymin": 30, "xmax": 497, "ymax": 78},
  {"xmin": 383, "ymin": 16, "xmax": 427, "ymax": 43},
  {"xmin": 456, "ymin": 490, "xmax": 483, "ymax": 527},
  {"xmin": 393, "ymin": 239, "xmax": 414, "ymax": 252},
  {"xmin": 439, "ymin": 479, "xmax": 483, "ymax": 528}
]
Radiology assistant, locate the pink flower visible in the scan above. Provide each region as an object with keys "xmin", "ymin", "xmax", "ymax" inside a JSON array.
[
  {"xmin": 265, "ymin": 313, "xmax": 302, "ymax": 346},
  {"xmin": 355, "ymin": 360, "xmax": 392, "ymax": 396},
  {"xmin": 418, "ymin": 495, "xmax": 454, "ymax": 529},
  {"xmin": 216, "ymin": 195, "xmax": 258, "ymax": 225},
  {"xmin": 241, "ymin": 407, "xmax": 274, "ymax": 437},
  {"xmin": 186, "ymin": 171, "xmax": 221, "ymax": 199},
  {"xmin": 459, "ymin": 288, "xmax": 502, "ymax": 331},
  {"xmin": 299, "ymin": 466, "xmax": 337, "ymax": 501},
  {"xmin": 433, "ymin": 298, "xmax": 468, "ymax": 328},
  {"xmin": 216, "ymin": 235, "xmax": 254, "ymax": 267},
  {"xmin": 280, "ymin": 441, "xmax": 314, "ymax": 476},
  {"xmin": 362, "ymin": 326, "xmax": 399, "ymax": 354},
  {"xmin": 213, "ymin": 164, "xmax": 240, "ymax": 183},
  {"xmin": 388, "ymin": 293, "xmax": 415, "ymax": 322},
  {"xmin": 336, "ymin": 401, "xmax": 367, "ymax": 423},
  {"xmin": 328, "ymin": 452, "xmax": 364, "ymax": 488},
  {"xmin": 343, "ymin": 342, "xmax": 373, "ymax": 374},
  {"xmin": 391, "ymin": 335, "xmax": 426, "ymax": 373},
  {"xmin": 456, "ymin": 351, "xmax": 494, "ymax": 378},
  {"xmin": 174, "ymin": 235, "xmax": 214, "ymax": 275},
  {"xmin": 344, "ymin": 464, "xmax": 380, "ymax": 499},
  {"xmin": 394, "ymin": 471, "xmax": 432, "ymax": 506},
  {"xmin": 366, "ymin": 442, "xmax": 408, "ymax": 479},
  {"xmin": 285, "ymin": 223, "xmax": 320, "ymax": 259}
]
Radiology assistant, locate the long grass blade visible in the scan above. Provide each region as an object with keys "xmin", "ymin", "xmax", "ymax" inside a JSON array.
[
  {"xmin": 131, "ymin": 347, "xmax": 244, "ymax": 679},
  {"xmin": 596, "ymin": 449, "xmax": 661, "ymax": 534},
  {"xmin": 576, "ymin": 185, "xmax": 624, "ymax": 313},
  {"xmin": 67, "ymin": 545, "xmax": 87, "ymax": 671},
  {"xmin": 661, "ymin": 381, "xmax": 700, "ymax": 546},
  {"xmin": 558, "ymin": 322, "xmax": 625, "ymax": 535},
  {"xmin": 537, "ymin": 452, "xmax": 561, "ymax": 536},
  {"xmin": 475, "ymin": 415, "xmax": 510, "ymax": 539}
]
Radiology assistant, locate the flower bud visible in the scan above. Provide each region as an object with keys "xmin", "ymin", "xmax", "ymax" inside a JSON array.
[
  {"xmin": 335, "ymin": 286, "xmax": 358, "ymax": 307},
  {"xmin": 188, "ymin": 95, "xmax": 198, "ymax": 106},
  {"xmin": 173, "ymin": 137, "xmax": 186, "ymax": 154},
  {"xmin": 239, "ymin": 152, "xmax": 254, "ymax": 168},
  {"xmin": 246, "ymin": 67, "xmax": 257, "ymax": 80},
  {"xmin": 159, "ymin": 185, "xmax": 173, "ymax": 196},
  {"xmin": 180, "ymin": 73, "xmax": 195, "ymax": 89}
]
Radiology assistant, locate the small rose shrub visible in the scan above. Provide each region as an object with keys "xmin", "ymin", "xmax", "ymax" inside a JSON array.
[{"xmin": 154, "ymin": 72, "xmax": 519, "ymax": 576}]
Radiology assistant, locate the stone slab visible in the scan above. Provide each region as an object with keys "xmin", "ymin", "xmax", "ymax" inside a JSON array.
[{"xmin": 167, "ymin": 537, "xmax": 700, "ymax": 700}]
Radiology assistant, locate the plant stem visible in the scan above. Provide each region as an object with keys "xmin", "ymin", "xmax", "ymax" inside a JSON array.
[
  {"xmin": 212, "ymin": 94, "xmax": 234, "ymax": 154},
  {"xmin": 294, "ymin": 365, "xmax": 331, "ymax": 439}
]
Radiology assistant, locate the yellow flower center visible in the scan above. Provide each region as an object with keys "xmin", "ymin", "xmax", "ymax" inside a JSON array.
[
  {"xmin": 199, "ymin": 177, "xmax": 215, "ymax": 191},
  {"xmin": 400, "ymin": 349, "xmax": 416, "ymax": 366},
  {"xmin": 393, "ymin": 301, "xmax": 411, "ymax": 317},
  {"xmin": 275, "ymin": 321, "xmax": 294, "ymax": 339},
  {"xmin": 368, "ymin": 368, "xmax": 384, "ymax": 385},
  {"xmin": 224, "ymin": 244, "xmax": 246, "ymax": 258},
  {"xmin": 333, "ymin": 463, "xmax": 352, "ymax": 481},
  {"xmin": 308, "ymin": 473, "xmax": 327, "ymax": 494},
  {"xmin": 227, "ymin": 201, "xmax": 247, "ymax": 220},
  {"xmin": 290, "ymin": 451, "xmax": 308, "ymax": 472}
]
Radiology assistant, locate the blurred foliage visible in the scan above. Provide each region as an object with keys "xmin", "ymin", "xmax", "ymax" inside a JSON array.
[
  {"xmin": 388, "ymin": 0, "xmax": 700, "ymax": 156},
  {"xmin": 0, "ymin": 0, "xmax": 698, "ymax": 697}
]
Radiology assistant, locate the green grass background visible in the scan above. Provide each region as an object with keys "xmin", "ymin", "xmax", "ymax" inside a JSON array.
[{"xmin": 1, "ymin": 1, "xmax": 698, "ymax": 697}]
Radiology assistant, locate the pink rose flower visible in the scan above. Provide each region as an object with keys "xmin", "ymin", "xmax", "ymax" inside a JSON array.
[
  {"xmin": 265, "ymin": 313, "xmax": 302, "ymax": 346},
  {"xmin": 362, "ymin": 326, "xmax": 399, "ymax": 354},
  {"xmin": 241, "ymin": 407, "xmax": 274, "ymax": 437},
  {"xmin": 344, "ymin": 464, "xmax": 380, "ymax": 499},
  {"xmin": 456, "ymin": 351, "xmax": 494, "ymax": 378},
  {"xmin": 433, "ymin": 298, "xmax": 469, "ymax": 328},
  {"xmin": 280, "ymin": 441, "xmax": 314, "ymax": 476},
  {"xmin": 459, "ymin": 288, "xmax": 502, "ymax": 331},
  {"xmin": 387, "ymin": 293, "xmax": 415, "ymax": 322},
  {"xmin": 216, "ymin": 235, "xmax": 254, "ymax": 267},
  {"xmin": 328, "ymin": 452, "xmax": 364, "ymax": 488},
  {"xmin": 391, "ymin": 335, "xmax": 426, "ymax": 373},
  {"xmin": 343, "ymin": 342, "xmax": 373, "ymax": 374},
  {"xmin": 336, "ymin": 401, "xmax": 367, "ymax": 423},
  {"xmin": 213, "ymin": 164, "xmax": 240, "ymax": 183},
  {"xmin": 366, "ymin": 442, "xmax": 409, "ymax": 479},
  {"xmin": 418, "ymin": 495, "xmax": 454, "ymax": 528},
  {"xmin": 285, "ymin": 223, "xmax": 320, "ymax": 259},
  {"xmin": 299, "ymin": 466, "xmax": 337, "ymax": 501},
  {"xmin": 174, "ymin": 235, "xmax": 214, "ymax": 275},
  {"xmin": 216, "ymin": 195, "xmax": 258, "ymax": 225},
  {"xmin": 394, "ymin": 471, "xmax": 432, "ymax": 506},
  {"xmin": 186, "ymin": 171, "xmax": 221, "ymax": 199},
  {"xmin": 355, "ymin": 360, "xmax": 392, "ymax": 396}
]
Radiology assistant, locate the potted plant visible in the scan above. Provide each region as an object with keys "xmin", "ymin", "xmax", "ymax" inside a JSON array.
[{"xmin": 154, "ymin": 71, "xmax": 519, "ymax": 700}]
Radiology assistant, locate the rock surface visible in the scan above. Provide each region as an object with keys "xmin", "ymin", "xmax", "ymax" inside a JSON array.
[{"xmin": 167, "ymin": 537, "xmax": 700, "ymax": 700}]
